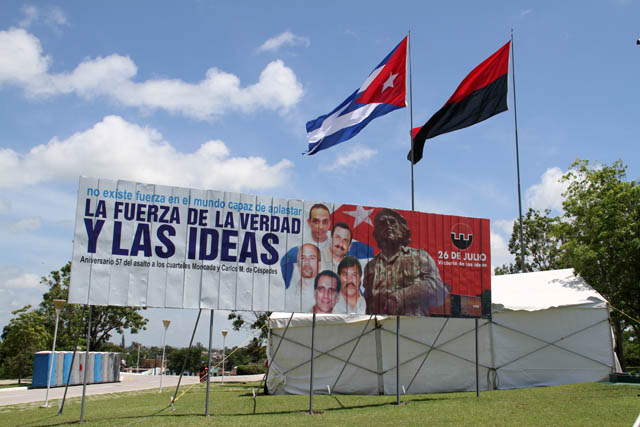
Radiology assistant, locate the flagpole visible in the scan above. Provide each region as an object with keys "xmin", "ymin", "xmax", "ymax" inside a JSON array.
[
  {"xmin": 398, "ymin": 30, "xmax": 414, "ymax": 407},
  {"xmin": 510, "ymin": 29, "xmax": 525, "ymax": 272},
  {"xmin": 409, "ymin": 32, "xmax": 415, "ymax": 210}
]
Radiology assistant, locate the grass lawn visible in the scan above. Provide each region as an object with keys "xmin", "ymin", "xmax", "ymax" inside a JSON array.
[{"xmin": 1, "ymin": 382, "xmax": 638, "ymax": 426}]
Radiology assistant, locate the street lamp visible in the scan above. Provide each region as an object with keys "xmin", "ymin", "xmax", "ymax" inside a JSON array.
[
  {"xmin": 136, "ymin": 342, "xmax": 141, "ymax": 373},
  {"xmin": 221, "ymin": 330, "xmax": 228, "ymax": 385},
  {"xmin": 159, "ymin": 320, "xmax": 171, "ymax": 392},
  {"xmin": 42, "ymin": 299, "xmax": 65, "ymax": 408}
]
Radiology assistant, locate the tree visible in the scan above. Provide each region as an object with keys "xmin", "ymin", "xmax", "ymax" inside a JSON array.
[
  {"xmin": 495, "ymin": 208, "xmax": 569, "ymax": 275},
  {"xmin": 166, "ymin": 344, "xmax": 204, "ymax": 375},
  {"xmin": 559, "ymin": 159, "xmax": 639, "ymax": 369},
  {"xmin": 228, "ymin": 311, "xmax": 270, "ymax": 344},
  {"xmin": 228, "ymin": 311, "xmax": 270, "ymax": 364},
  {"xmin": 38, "ymin": 262, "xmax": 149, "ymax": 351},
  {"xmin": 0, "ymin": 306, "xmax": 49, "ymax": 383}
]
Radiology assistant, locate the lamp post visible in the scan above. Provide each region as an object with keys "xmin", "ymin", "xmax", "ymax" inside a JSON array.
[
  {"xmin": 42, "ymin": 299, "xmax": 65, "ymax": 408},
  {"xmin": 221, "ymin": 330, "xmax": 228, "ymax": 385},
  {"xmin": 159, "ymin": 320, "xmax": 171, "ymax": 392},
  {"xmin": 136, "ymin": 342, "xmax": 141, "ymax": 373}
]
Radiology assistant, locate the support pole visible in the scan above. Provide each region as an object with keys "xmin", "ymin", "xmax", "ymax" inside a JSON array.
[
  {"xmin": 309, "ymin": 312, "xmax": 316, "ymax": 415},
  {"xmin": 396, "ymin": 315, "xmax": 401, "ymax": 405},
  {"xmin": 475, "ymin": 318, "xmax": 480, "ymax": 398},
  {"xmin": 205, "ymin": 310, "xmax": 214, "ymax": 416},
  {"xmin": 80, "ymin": 305, "xmax": 93, "ymax": 422},
  {"xmin": 172, "ymin": 309, "xmax": 202, "ymax": 405},
  {"xmin": 58, "ymin": 306, "xmax": 85, "ymax": 415},
  {"xmin": 400, "ymin": 29, "xmax": 414, "ymax": 407},
  {"xmin": 159, "ymin": 320, "xmax": 170, "ymax": 393},
  {"xmin": 43, "ymin": 300, "xmax": 64, "ymax": 407},
  {"xmin": 510, "ymin": 29, "xmax": 525, "ymax": 272}
]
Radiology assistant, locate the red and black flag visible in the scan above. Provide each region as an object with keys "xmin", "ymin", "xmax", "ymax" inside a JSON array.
[{"xmin": 409, "ymin": 41, "xmax": 511, "ymax": 164}]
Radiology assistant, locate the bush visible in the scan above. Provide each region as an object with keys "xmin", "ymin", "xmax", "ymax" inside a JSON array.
[{"xmin": 236, "ymin": 363, "xmax": 266, "ymax": 375}]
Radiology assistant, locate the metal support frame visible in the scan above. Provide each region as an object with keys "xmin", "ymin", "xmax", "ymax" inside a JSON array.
[
  {"xmin": 171, "ymin": 309, "xmax": 202, "ymax": 405},
  {"xmin": 475, "ymin": 319, "xmax": 479, "ymax": 398},
  {"xmin": 258, "ymin": 313, "xmax": 294, "ymax": 395},
  {"xmin": 271, "ymin": 327, "xmax": 379, "ymax": 377},
  {"xmin": 332, "ymin": 315, "xmax": 374, "ymax": 391},
  {"xmin": 406, "ymin": 318, "xmax": 449, "ymax": 392},
  {"xmin": 205, "ymin": 309, "xmax": 214, "ymax": 416},
  {"xmin": 309, "ymin": 313, "xmax": 316, "ymax": 415},
  {"xmin": 58, "ymin": 306, "xmax": 85, "ymax": 415},
  {"xmin": 273, "ymin": 317, "xmax": 492, "ymax": 394},
  {"xmin": 396, "ymin": 315, "xmax": 401, "ymax": 405},
  {"xmin": 490, "ymin": 318, "xmax": 612, "ymax": 371},
  {"xmin": 380, "ymin": 321, "xmax": 492, "ymax": 373},
  {"xmin": 80, "ymin": 305, "xmax": 93, "ymax": 422}
]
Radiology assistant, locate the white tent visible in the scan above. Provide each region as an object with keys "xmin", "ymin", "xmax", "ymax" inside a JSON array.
[{"xmin": 266, "ymin": 269, "xmax": 619, "ymax": 395}]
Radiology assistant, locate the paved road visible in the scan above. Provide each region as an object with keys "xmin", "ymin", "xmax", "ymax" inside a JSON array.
[{"xmin": 0, "ymin": 373, "xmax": 264, "ymax": 407}]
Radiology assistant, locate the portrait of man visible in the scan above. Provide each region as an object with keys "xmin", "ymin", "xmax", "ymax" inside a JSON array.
[
  {"xmin": 363, "ymin": 208, "xmax": 449, "ymax": 316},
  {"xmin": 280, "ymin": 203, "xmax": 332, "ymax": 290},
  {"xmin": 298, "ymin": 243, "xmax": 321, "ymax": 282},
  {"xmin": 307, "ymin": 203, "xmax": 331, "ymax": 248},
  {"xmin": 313, "ymin": 270, "xmax": 341, "ymax": 314},
  {"xmin": 335, "ymin": 256, "xmax": 366, "ymax": 314},
  {"xmin": 285, "ymin": 243, "xmax": 321, "ymax": 312},
  {"xmin": 322, "ymin": 222, "xmax": 353, "ymax": 270}
]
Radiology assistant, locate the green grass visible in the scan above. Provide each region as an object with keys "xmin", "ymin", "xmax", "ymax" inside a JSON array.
[{"xmin": 1, "ymin": 382, "xmax": 639, "ymax": 426}]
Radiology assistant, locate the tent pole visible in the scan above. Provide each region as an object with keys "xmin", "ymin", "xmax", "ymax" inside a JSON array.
[
  {"xmin": 606, "ymin": 306, "xmax": 618, "ymax": 373},
  {"xmin": 475, "ymin": 318, "xmax": 479, "ymax": 398},
  {"xmin": 205, "ymin": 309, "xmax": 214, "ymax": 416},
  {"xmin": 332, "ymin": 315, "xmax": 373, "ymax": 391},
  {"xmin": 488, "ymin": 319, "xmax": 498, "ymax": 390},
  {"xmin": 171, "ymin": 309, "xmax": 202, "ymax": 405},
  {"xmin": 80, "ymin": 305, "xmax": 92, "ymax": 422},
  {"xmin": 309, "ymin": 312, "xmax": 316, "ymax": 415}
]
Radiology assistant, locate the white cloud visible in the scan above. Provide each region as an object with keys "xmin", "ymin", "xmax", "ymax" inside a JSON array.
[
  {"xmin": 321, "ymin": 146, "xmax": 377, "ymax": 171},
  {"xmin": 0, "ymin": 28, "xmax": 51, "ymax": 87},
  {"xmin": 490, "ymin": 231, "xmax": 512, "ymax": 273},
  {"xmin": 19, "ymin": 5, "xmax": 39, "ymax": 28},
  {"xmin": 0, "ymin": 115, "xmax": 293, "ymax": 191},
  {"xmin": 0, "ymin": 28, "xmax": 304, "ymax": 120},
  {"xmin": 520, "ymin": 9, "xmax": 533, "ymax": 17},
  {"xmin": 525, "ymin": 167, "xmax": 568, "ymax": 212},
  {"xmin": 12, "ymin": 216, "xmax": 41, "ymax": 231},
  {"xmin": 0, "ymin": 266, "xmax": 42, "ymax": 290},
  {"xmin": 17, "ymin": 5, "xmax": 68, "ymax": 32},
  {"xmin": 493, "ymin": 218, "xmax": 515, "ymax": 236},
  {"xmin": 257, "ymin": 31, "xmax": 310, "ymax": 52},
  {"xmin": 46, "ymin": 6, "xmax": 68, "ymax": 30},
  {"xmin": 6, "ymin": 273, "xmax": 41, "ymax": 289}
]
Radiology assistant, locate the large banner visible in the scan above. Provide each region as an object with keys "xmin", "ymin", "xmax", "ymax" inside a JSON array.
[{"xmin": 70, "ymin": 177, "xmax": 491, "ymax": 317}]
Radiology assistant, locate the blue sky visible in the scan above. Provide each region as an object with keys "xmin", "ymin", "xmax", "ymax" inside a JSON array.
[{"xmin": 0, "ymin": 1, "xmax": 638, "ymax": 349}]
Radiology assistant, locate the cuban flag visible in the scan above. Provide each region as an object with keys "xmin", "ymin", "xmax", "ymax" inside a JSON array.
[{"xmin": 304, "ymin": 36, "xmax": 407, "ymax": 155}]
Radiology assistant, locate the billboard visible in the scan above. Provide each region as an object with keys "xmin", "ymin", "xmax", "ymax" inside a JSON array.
[{"xmin": 70, "ymin": 177, "xmax": 491, "ymax": 317}]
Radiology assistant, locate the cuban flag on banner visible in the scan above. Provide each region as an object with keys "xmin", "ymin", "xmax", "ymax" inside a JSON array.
[{"xmin": 304, "ymin": 36, "xmax": 407, "ymax": 155}]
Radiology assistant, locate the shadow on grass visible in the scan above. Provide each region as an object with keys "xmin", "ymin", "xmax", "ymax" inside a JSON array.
[
  {"xmin": 14, "ymin": 404, "xmax": 174, "ymax": 427},
  {"xmin": 13, "ymin": 393, "xmax": 469, "ymax": 425}
]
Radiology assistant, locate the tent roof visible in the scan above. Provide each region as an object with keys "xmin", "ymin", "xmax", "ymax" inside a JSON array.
[
  {"xmin": 269, "ymin": 269, "xmax": 609, "ymax": 326},
  {"xmin": 491, "ymin": 268, "xmax": 607, "ymax": 312}
]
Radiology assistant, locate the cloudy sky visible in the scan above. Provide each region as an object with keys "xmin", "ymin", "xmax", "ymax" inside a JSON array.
[{"xmin": 1, "ymin": 1, "xmax": 638, "ymax": 348}]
